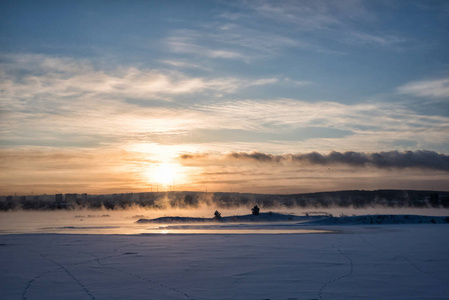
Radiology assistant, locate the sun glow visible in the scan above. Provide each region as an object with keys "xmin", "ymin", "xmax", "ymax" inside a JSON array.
[{"xmin": 145, "ymin": 163, "xmax": 180, "ymax": 187}]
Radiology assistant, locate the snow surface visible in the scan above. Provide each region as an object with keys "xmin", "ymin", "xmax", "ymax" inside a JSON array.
[
  {"xmin": 137, "ymin": 213, "xmax": 449, "ymax": 225},
  {"xmin": 308, "ymin": 214, "xmax": 449, "ymax": 225},
  {"xmin": 1, "ymin": 222, "xmax": 449, "ymax": 299},
  {"xmin": 136, "ymin": 213, "xmax": 323, "ymax": 224}
]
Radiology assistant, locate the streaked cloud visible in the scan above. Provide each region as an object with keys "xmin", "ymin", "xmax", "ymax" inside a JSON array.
[
  {"xmin": 167, "ymin": 33, "xmax": 249, "ymax": 60},
  {"xmin": 159, "ymin": 60, "xmax": 210, "ymax": 71},
  {"xmin": 2, "ymin": 53, "xmax": 448, "ymax": 153},
  {"xmin": 165, "ymin": 19, "xmax": 321, "ymax": 62},
  {"xmin": 194, "ymin": 99, "xmax": 449, "ymax": 150},
  {"xmin": 347, "ymin": 32, "xmax": 406, "ymax": 48},
  {"xmin": 247, "ymin": 0, "xmax": 348, "ymax": 30},
  {"xmin": 1, "ymin": 53, "xmax": 276, "ymax": 104},
  {"xmin": 242, "ymin": 0, "xmax": 408, "ymax": 49},
  {"xmin": 397, "ymin": 77, "xmax": 449, "ymax": 99}
]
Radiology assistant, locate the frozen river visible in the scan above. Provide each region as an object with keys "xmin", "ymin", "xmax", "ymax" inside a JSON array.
[
  {"xmin": 0, "ymin": 210, "xmax": 333, "ymax": 235},
  {"xmin": 1, "ymin": 207, "xmax": 447, "ymax": 235},
  {"xmin": 1, "ymin": 210, "xmax": 448, "ymax": 299}
]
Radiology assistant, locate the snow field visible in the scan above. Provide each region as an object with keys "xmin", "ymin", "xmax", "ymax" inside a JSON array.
[{"xmin": 1, "ymin": 225, "xmax": 448, "ymax": 300}]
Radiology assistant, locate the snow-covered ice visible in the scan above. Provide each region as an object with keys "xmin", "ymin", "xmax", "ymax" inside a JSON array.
[{"xmin": 1, "ymin": 220, "xmax": 449, "ymax": 300}]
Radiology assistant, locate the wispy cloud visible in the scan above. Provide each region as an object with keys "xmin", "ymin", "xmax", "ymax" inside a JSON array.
[
  {"xmin": 347, "ymin": 32, "xmax": 406, "ymax": 48},
  {"xmin": 0, "ymin": 54, "xmax": 284, "ymax": 147},
  {"xmin": 2, "ymin": 53, "xmax": 448, "ymax": 153},
  {"xmin": 159, "ymin": 60, "xmax": 211, "ymax": 71},
  {"xmin": 196, "ymin": 99, "xmax": 448, "ymax": 131},
  {"xmin": 246, "ymin": 0, "xmax": 354, "ymax": 30},
  {"xmin": 282, "ymin": 78, "xmax": 313, "ymax": 86},
  {"xmin": 0, "ymin": 53, "xmax": 279, "ymax": 107},
  {"xmin": 189, "ymin": 99, "xmax": 449, "ymax": 153},
  {"xmin": 397, "ymin": 77, "xmax": 449, "ymax": 99},
  {"xmin": 162, "ymin": 0, "xmax": 411, "ymax": 66},
  {"xmin": 165, "ymin": 21, "xmax": 312, "ymax": 61},
  {"xmin": 0, "ymin": 54, "xmax": 225, "ymax": 102},
  {"xmin": 166, "ymin": 33, "xmax": 249, "ymax": 60},
  {"xmin": 241, "ymin": 0, "xmax": 409, "ymax": 49}
]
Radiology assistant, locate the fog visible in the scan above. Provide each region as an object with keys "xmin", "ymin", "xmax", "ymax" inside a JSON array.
[
  {"xmin": 2, "ymin": 189, "xmax": 449, "ymax": 212},
  {"xmin": 2, "ymin": 189, "xmax": 449, "ymax": 235},
  {"xmin": 1, "ymin": 204, "xmax": 448, "ymax": 235}
]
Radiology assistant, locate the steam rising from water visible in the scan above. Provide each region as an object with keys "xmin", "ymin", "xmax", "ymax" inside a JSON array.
[
  {"xmin": 1, "ymin": 205, "xmax": 448, "ymax": 235},
  {"xmin": 2, "ymin": 189, "xmax": 448, "ymax": 212}
]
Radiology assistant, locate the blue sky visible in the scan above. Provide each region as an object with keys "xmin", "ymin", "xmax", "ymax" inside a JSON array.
[{"xmin": 1, "ymin": 0, "xmax": 449, "ymax": 194}]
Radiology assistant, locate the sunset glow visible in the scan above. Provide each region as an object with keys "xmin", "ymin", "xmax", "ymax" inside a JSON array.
[
  {"xmin": 2, "ymin": 3, "xmax": 449, "ymax": 300},
  {"xmin": 146, "ymin": 163, "xmax": 176, "ymax": 187},
  {"xmin": 0, "ymin": 1, "xmax": 448, "ymax": 195}
]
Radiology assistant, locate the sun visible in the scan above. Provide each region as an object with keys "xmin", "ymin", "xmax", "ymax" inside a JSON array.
[{"xmin": 146, "ymin": 163, "xmax": 176, "ymax": 186}]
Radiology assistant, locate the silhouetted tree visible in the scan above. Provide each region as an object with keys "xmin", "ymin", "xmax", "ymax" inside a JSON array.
[
  {"xmin": 251, "ymin": 205, "xmax": 260, "ymax": 216},
  {"xmin": 213, "ymin": 210, "xmax": 222, "ymax": 220}
]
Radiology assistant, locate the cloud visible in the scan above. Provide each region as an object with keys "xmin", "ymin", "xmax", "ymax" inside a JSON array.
[
  {"xmin": 196, "ymin": 99, "xmax": 448, "ymax": 136},
  {"xmin": 397, "ymin": 77, "xmax": 449, "ymax": 99},
  {"xmin": 182, "ymin": 150, "xmax": 449, "ymax": 171},
  {"xmin": 167, "ymin": 34, "xmax": 249, "ymax": 60},
  {"xmin": 165, "ymin": 22, "xmax": 313, "ymax": 61},
  {"xmin": 240, "ymin": 0, "xmax": 410, "ymax": 50},
  {"xmin": 0, "ymin": 53, "xmax": 286, "ymax": 148},
  {"xmin": 179, "ymin": 153, "xmax": 210, "ymax": 160},
  {"xmin": 282, "ymin": 78, "xmax": 313, "ymax": 86},
  {"xmin": 247, "ymin": 0, "xmax": 344, "ymax": 30},
  {"xmin": 162, "ymin": 0, "xmax": 412, "ymax": 66},
  {"xmin": 0, "ymin": 53, "xmax": 280, "ymax": 106},
  {"xmin": 347, "ymin": 32, "xmax": 406, "ymax": 48},
  {"xmin": 2, "ymin": 54, "xmax": 448, "ymax": 153},
  {"xmin": 0, "ymin": 54, "xmax": 207, "ymax": 105},
  {"xmin": 159, "ymin": 60, "xmax": 210, "ymax": 71}
]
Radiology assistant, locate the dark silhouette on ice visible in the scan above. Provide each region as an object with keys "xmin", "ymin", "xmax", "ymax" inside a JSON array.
[
  {"xmin": 251, "ymin": 205, "xmax": 260, "ymax": 216},
  {"xmin": 213, "ymin": 210, "xmax": 222, "ymax": 220}
]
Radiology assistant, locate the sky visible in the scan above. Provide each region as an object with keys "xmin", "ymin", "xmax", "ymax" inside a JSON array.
[{"xmin": 1, "ymin": 0, "xmax": 449, "ymax": 195}]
